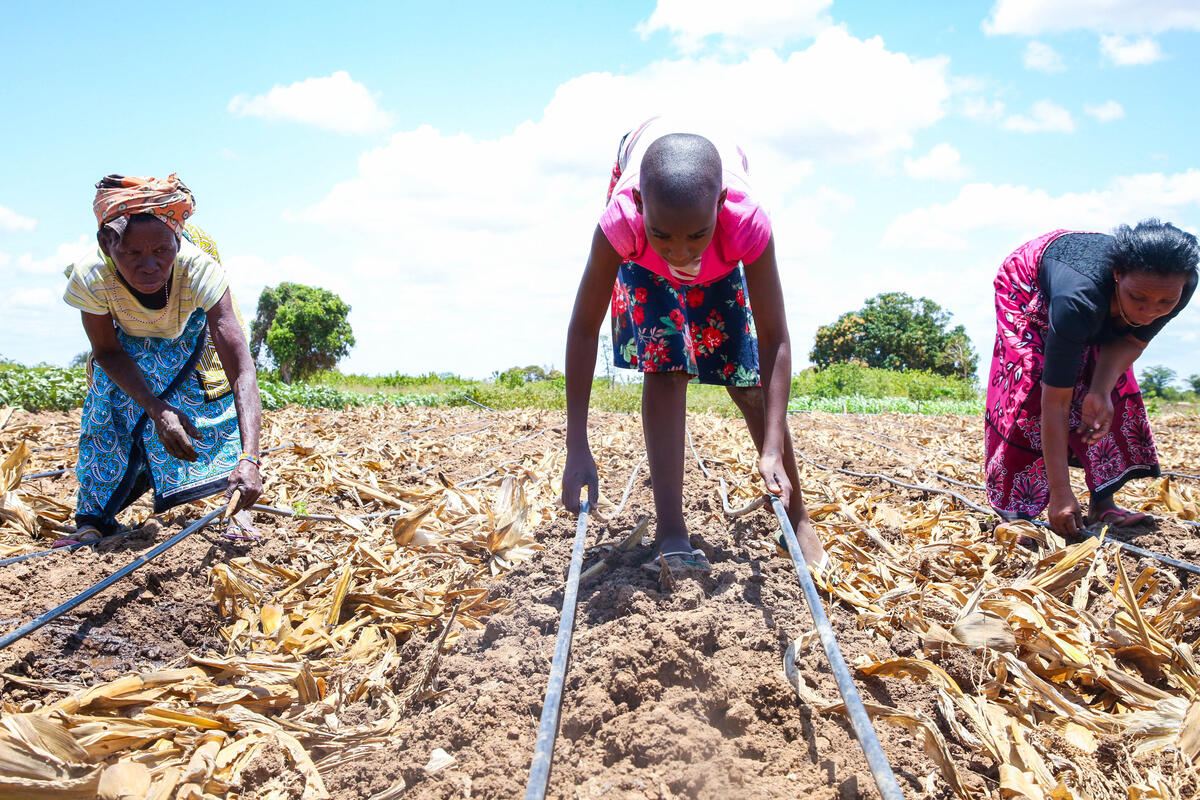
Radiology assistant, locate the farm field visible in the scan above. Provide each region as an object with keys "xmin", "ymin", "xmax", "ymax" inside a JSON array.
[{"xmin": 2, "ymin": 405, "xmax": 1200, "ymax": 799}]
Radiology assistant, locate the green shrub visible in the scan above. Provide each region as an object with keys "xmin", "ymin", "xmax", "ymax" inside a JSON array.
[
  {"xmin": 792, "ymin": 362, "xmax": 977, "ymax": 401},
  {"xmin": 0, "ymin": 365, "xmax": 88, "ymax": 411}
]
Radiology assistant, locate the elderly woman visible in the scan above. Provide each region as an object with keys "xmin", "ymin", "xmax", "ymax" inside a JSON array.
[
  {"xmin": 986, "ymin": 220, "xmax": 1199, "ymax": 538},
  {"xmin": 58, "ymin": 174, "xmax": 262, "ymax": 544}
]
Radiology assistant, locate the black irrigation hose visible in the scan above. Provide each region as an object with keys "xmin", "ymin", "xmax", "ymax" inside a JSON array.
[
  {"xmin": 19, "ymin": 468, "xmax": 69, "ymax": 482},
  {"xmin": 801, "ymin": 453, "xmax": 1200, "ymax": 577},
  {"xmin": 798, "ymin": 451, "xmax": 995, "ymax": 516},
  {"xmin": 524, "ymin": 499, "xmax": 590, "ymax": 800},
  {"xmin": 770, "ymin": 496, "xmax": 904, "ymax": 800},
  {"xmin": 0, "ymin": 507, "xmax": 225, "ymax": 651}
]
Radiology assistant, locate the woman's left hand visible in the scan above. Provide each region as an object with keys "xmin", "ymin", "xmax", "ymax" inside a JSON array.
[
  {"xmin": 1078, "ymin": 391, "xmax": 1114, "ymax": 444},
  {"xmin": 759, "ymin": 453, "xmax": 792, "ymax": 510},
  {"xmin": 226, "ymin": 460, "xmax": 262, "ymax": 512}
]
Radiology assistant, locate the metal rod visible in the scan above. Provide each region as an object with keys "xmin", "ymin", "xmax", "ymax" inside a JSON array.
[
  {"xmin": 524, "ymin": 499, "xmax": 590, "ymax": 800},
  {"xmin": 769, "ymin": 496, "xmax": 905, "ymax": 800},
  {"xmin": 0, "ymin": 507, "xmax": 225, "ymax": 651}
]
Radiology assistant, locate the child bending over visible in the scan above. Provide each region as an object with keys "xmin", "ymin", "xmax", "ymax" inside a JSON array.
[{"xmin": 561, "ymin": 118, "xmax": 826, "ymax": 573}]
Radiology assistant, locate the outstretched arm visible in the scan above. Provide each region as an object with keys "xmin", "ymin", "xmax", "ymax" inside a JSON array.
[
  {"xmin": 209, "ymin": 290, "xmax": 263, "ymax": 512},
  {"xmin": 742, "ymin": 236, "xmax": 794, "ymax": 505},
  {"xmin": 562, "ymin": 225, "xmax": 622, "ymax": 513}
]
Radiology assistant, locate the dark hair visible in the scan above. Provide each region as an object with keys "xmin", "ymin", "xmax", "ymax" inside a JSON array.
[
  {"xmin": 640, "ymin": 133, "xmax": 723, "ymax": 209},
  {"xmin": 1109, "ymin": 218, "xmax": 1200, "ymax": 276}
]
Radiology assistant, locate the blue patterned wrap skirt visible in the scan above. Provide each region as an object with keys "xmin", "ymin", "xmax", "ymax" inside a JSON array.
[{"xmin": 75, "ymin": 308, "xmax": 241, "ymax": 534}]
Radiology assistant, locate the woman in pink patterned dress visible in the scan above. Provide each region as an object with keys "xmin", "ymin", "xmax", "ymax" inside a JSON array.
[{"xmin": 985, "ymin": 220, "xmax": 1198, "ymax": 538}]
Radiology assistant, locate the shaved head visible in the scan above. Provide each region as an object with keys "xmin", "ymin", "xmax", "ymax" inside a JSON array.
[{"xmin": 640, "ymin": 133, "xmax": 723, "ymax": 211}]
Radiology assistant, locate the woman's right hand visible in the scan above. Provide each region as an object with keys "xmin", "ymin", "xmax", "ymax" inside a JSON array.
[
  {"xmin": 1047, "ymin": 488, "xmax": 1084, "ymax": 538},
  {"xmin": 152, "ymin": 403, "xmax": 200, "ymax": 461},
  {"xmin": 561, "ymin": 446, "xmax": 598, "ymax": 515}
]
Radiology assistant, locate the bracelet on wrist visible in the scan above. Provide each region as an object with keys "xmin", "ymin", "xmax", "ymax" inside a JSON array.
[{"xmin": 238, "ymin": 453, "xmax": 262, "ymax": 467}]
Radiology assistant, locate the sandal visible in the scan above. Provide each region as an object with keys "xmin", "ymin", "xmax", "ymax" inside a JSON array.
[
  {"xmin": 1089, "ymin": 508, "xmax": 1151, "ymax": 528},
  {"xmin": 641, "ymin": 548, "xmax": 712, "ymax": 575},
  {"xmin": 52, "ymin": 525, "xmax": 102, "ymax": 548}
]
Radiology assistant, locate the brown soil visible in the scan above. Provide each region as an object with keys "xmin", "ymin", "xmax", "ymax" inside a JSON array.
[{"xmin": 2, "ymin": 406, "xmax": 1198, "ymax": 799}]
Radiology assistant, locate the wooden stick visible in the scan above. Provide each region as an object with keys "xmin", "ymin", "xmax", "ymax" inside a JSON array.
[{"xmin": 224, "ymin": 489, "xmax": 242, "ymax": 520}]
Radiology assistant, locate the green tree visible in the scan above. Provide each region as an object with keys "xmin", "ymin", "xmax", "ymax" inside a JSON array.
[
  {"xmin": 810, "ymin": 292, "xmax": 978, "ymax": 379},
  {"xmin": 1138, "ymin": 365, "xmax": 1176, "ymax": 398},
  {"xmin": 69, "ymin": 351, "xmax": 90, "ymax": 369},
  {"xmin": 251, "ymin": 283, "xmax": 355, "ymax": 383},
  {"xmin": 1187, "ymin": 374, "xmax": 1200, "ymax": 395}
]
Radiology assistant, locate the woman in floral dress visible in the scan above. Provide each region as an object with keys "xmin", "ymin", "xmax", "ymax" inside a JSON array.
[{"xmin": 985, "ymin": 221, "xmax": 1198, "ymax": 538}]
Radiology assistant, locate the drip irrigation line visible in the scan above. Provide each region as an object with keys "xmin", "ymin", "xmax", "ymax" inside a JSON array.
[
  {"xmin": 524, "ymin": 499, "xmax": 590, "ymax": 800},
  {"xmin": 461, "ymin": 396, "xmax": 496, "ymax": 412},
  {"xmin": 1021, "ymin": 519, "xmax": 1200, "ymax": 577},
  {"xmin": 1163, "ymin": 470, "xmax": 1200, "ymax": 482},
  {"xmin": 685, "ymin": 428, "xmax": 713, "ymax": 480},
  {"xmin": 801, "ymin": 453, "xmax": 1200, "ymax": 578},
  {"xmin": 769, "ymin": 496, "xmax": 904, "ymax": 800},
  {"xmin": 20, "ymin": 468, "xmax": 68, "ymax": 481},
  {"xmin": 0, "ymin": 507, "xmax": 225, "ymax": 651},
  {"xmin": 479, "ymin": 427, "xmax": 548, "ymax": 457},
  {"xmin": 597, "ymin": 456, "xmax": 646, "ymax": 523},
  {"xmin": 797, "ymin": 452, "xmax": 994, "ymax": 517},
  {"xmin": 445, "ymin": 422, "xmax": 496, "ymax": 440},
  {"xmin": 929, "ymin": 472, "xmax": 986, "ymax": 492}
]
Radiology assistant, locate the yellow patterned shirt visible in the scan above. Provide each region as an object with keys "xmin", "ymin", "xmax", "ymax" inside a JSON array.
[{"xmin": 63, "ymin": 228, "xmax": 229, "ymax": 340}]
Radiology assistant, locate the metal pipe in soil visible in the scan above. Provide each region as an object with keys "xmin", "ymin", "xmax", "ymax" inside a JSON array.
[
  {"xmin": 770, "ymin": 495, "xmax": 905, "ymax": 800},
  {"xmin": 524, "ymin": 499, "xmax": 590, "ymax": 800},
  {"xmin": 0, "ymin": 507, "xmax": 225, "ymax": 651}
]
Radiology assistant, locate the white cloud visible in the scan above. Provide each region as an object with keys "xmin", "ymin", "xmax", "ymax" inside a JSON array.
[
  {"xmin": 636, "ymin": 0, "xmax": 831, "ymax": 52},
  {"xmin": 1022, "ymin": 41, "xmax": 1065, "ymax": 72},
  {"xmin": 1099, "ymin": 35, "xmax": 1164, "ymax": 65},
  {"xmin": 882, "ymin": 169, "xmax": 1200, "ymax": 251},
  {"xmin": 1085, "ymin": 100, "xmax": 1125, "ymax": 122},
  {"xmin": 0, "ymin": 205, "xmax": 36, "ymax": 232},
  {"xmin": 985, "ymin": 0, "xmax": 1200, "ymax": 35},
  {"xmin": 0, "ymin": 235, "xmax": 94, "ymax": 277},
  {"xmin": 1, "ymin": 288, "xmax": 58, "ymax": 313},
  {"xmin": 280, "ymin": 29, "xmax": 944, "ymax": 375},
  {"xmin": 904, "ymin": 143, "xmax": 968, "ymax": 181},
  {"xmin": 228, "ymin": 71, "xmax": 392, "ymax": 135},
  {"xmin": 1002, "ymin": 99, "xmax": 1075, "ymax": 133}
]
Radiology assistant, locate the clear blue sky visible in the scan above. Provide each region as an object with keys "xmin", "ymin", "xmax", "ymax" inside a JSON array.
[{"xmin": 3, "ymin": 1, "xmax": 1200, "ymax": 384}]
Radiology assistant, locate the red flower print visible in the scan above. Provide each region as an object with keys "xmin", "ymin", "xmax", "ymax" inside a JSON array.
[
  {"xmin": 669, "ymin": 308, "xmax": 685, "ymax": 330},
  {"xmin": 632, "ymin": 305, "xmax": 645, "ymax": 325},
  {"xmin": 634, "ymin": 287, "xmax": 648, "ymax": 304},
  {"xmin": 701, "ymin": 326, "xmax": 724, "ymax": 351},
  {"xmin": 612, "ymin": 285, "xmax": 629, "ymax": 315},
  {"xmin": 736, "ymin": 287, "xmax": 746, "ymax": 307},
  {"xmin": 687, "ymin": 287, "xmax": 704, "ymax": 308},
  {"xmin": 644, "ymin": 340, "xmax": 669, "ymax": 366},
  {"xmin": 630, "ymin": 353, "xmax": 638, "ymax": 366},
  {"xmin": 723, "ymin": 363, "xmax": 736, "ymax": 377}
]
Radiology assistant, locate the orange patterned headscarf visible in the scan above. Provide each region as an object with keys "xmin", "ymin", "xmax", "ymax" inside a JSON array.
[{"xmin": 93, "ymin": 174, "xmax": 195, "ymax": 238}]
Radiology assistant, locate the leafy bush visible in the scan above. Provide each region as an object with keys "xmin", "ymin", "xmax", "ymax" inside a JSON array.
[
  {"xmin": 788, "ymin": 394, "xmax": 983, "ymax": 415},
  {"xmin": 258, "ymin": 381, "xmax": 439, "ymax": 410},
  {"xmin": 792, "ymin": 362, "xmax": 977, "ymax": 401},
  {"xmin": 0, "ymin": 365, "xmax": 88, "ymax": 411}
]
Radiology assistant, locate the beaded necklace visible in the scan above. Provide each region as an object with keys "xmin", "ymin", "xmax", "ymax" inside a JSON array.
[{"xmin": 107, "ymin": 264, "xmax": 176, "ymax": 330}]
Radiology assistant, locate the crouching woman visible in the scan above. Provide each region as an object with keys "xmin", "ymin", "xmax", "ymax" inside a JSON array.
[{"xmin": 59, "ymin": 174, "xmax": 262, "ymax": 543}]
